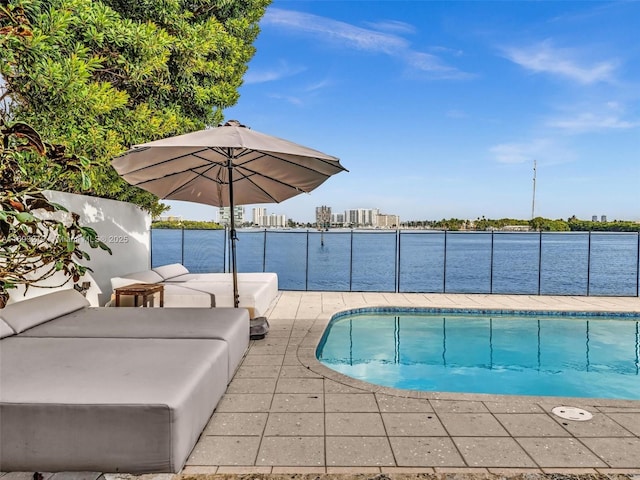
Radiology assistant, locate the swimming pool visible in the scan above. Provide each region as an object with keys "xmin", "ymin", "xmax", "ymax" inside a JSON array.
[{"xmin": 316, "ymin": 309, "xmax": 640, "ymax": 399}]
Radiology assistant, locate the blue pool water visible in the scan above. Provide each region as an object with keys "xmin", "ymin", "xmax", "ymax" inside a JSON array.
[{"xmin": 316, "ymin": 309, "xmax": 640, "ymax": 399}]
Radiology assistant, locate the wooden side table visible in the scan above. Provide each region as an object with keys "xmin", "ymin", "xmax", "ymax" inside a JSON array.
[{"xmin": 114, "ymin": 283, "xmax": 164, "ymax": 307}]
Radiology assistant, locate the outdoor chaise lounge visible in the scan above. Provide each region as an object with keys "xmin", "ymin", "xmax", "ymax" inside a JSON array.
[
  {"xmin": 111, "ymin": 263, "xmax": 278, "ymax": 317},
  {"xmin": 0, "ymin": 289, "xmax": 249, "ymax": 473}
]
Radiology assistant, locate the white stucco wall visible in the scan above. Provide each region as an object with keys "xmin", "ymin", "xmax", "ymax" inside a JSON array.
[{"xmin": 7, "ymin": 191, "xmax": 151, "ymax": 307}]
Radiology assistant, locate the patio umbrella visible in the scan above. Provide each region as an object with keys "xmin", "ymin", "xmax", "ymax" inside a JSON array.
[{"xmin": 112, "ymin": 120, "xmax": 346, "ymax": 308}]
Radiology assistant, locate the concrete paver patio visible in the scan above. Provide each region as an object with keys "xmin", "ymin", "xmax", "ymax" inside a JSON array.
[
  {"xmin": 3, "ymin": 292, "xmax": 639, "ymax": 479},
  {"xmin": 183, "ymin": 292, "xmax": 640, "ymax": 475}
]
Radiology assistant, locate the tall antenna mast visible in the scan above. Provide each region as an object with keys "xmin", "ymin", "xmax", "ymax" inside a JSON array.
[{"xmin": 531, "ymin": 159, "xmax": 537, "ymax": 219}]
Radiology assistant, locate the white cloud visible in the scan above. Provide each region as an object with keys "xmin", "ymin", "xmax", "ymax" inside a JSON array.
[
  {"xmin": 547, "ymin": 112, "xmax": 639, "ymax": 133},
  {"xmin": 267, "ymin": 93, "xmax": 304, "ymax": 106},
  {"xmin": 304, "ymin": 79, "xmax": 333, "ymax": 92},
  {"xmin": 363, "ymin": 20, "xmax": 417, "ymax": 35},
  {"xmin": 263, "ymin": 8, "xmax": 470, "ymax": 79},
  {"xmin": 263, "ymin": 8, "xmax": 407, "ymax": 54},
  {"xmin": 490, "ymin": 143, "xmax": 533, "ymax": 164},
  {"xmin": 502, "ymin": 40, "xmax": 618, "ymax": 84},
  {"xmin": 490, "ymin": 138, "xmax": 573, "ymax": 165},
  {"xmin": 244, "ymin": 61, "xmax": 306, "ymax": 85}
]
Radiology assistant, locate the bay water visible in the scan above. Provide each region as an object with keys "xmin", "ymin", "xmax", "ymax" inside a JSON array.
[{"xmin": 151, "ymin": 229, "xmax": 640, "ymax": 296}]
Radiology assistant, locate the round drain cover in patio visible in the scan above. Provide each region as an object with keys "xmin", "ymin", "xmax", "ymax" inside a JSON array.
[{"xmin": 552, "ymin": 406, "xmax": 593, "ymax": 421}]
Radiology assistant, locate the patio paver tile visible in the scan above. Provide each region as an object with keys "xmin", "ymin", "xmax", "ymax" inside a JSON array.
[
  {"xmin": 264, "ymin": 412, "xmax": 324, "ymax": 436},
  {"xmin": 495, "ymin": 413, "xmax": 571, "ymax": 437},
  {"xmin": 516, "ymin": 437, "xmax": 607, "ymax": 467},
  {"xmin": 376, "ymin": 394, "xmax": 434, "ymax": 412},
  {"xmin": 557, "ymin": 415, "xmax": 635, "ymax": 437},
  {"xmin": 326, "ymin": 437, "xmax": 395, "ymax": 466},
  {"xmin": 484, "ymin": 401, "xmax": 545, "ymax": 414},
  {"xmin": 203, "ymin": 412, "xmax": 268, "ymax": 436},
  {"xmin": 431, "ymin": 400, "xmax": 489, "ymax": 413},
  {"xmin": 256, "ymin": 436, "xmax": 324, "ymax": 466},
  {"xmin": 580, "ymin": 437, "xmax": 640, "ymax": 468},
  {"xmin": 607, "ymin": 413, "xmax": 640, "ymax": 436},
  {"xmin": 279, "ymin": 365, "xmax": 323, "ymax": 378},
  {"xmin": 325, "ymin": 393, "xmax": 379, "ymax": 412},
  {"xmin": 454, "ymin": 437, "xmax": 538, "ymax": 468},
  {"xmin": 234, "ymin": 365, "xmax": 282, "ymax": 379},
  {"xmin": 325, "ymin": 412, "xmax": 386, "ymax": 436},
  {"xmin": 382, "ymin": 412, "xmax": 448, "ymax": 436},
  {"xmin": 226, "ymin": 377, "xmax": 277, "ymax": 394},
  {"xmin": 324, "ymin": 379, "xmax": 369, "ymax": 394},
  {"xmin": 270, "ymin": 393, "xmax": 324, "ymax": 412},
  {"xmin": 248, "ymin": 344, "xmax": 288, "ymax": 355},
  {"xmin": 241, "ymin": 354, "xmax": 285, "ymax": 366},
  {"xmin": 389, "ymin": 437, "xmax": 466, "ymax": 467},
  {"xmin": 215, "ymin": 393, "xmax": 273, "ymax": 412},
  {"xmin": 438, "ymin": 413, "xmax": 510, "ymax": 436},
  {"xmin": 186, "ymin": 436, "xmax": 261, "ymax": 466},
  {"xmin": 275, "ymin": 378, "xmax": 324, "ymax": 394}
]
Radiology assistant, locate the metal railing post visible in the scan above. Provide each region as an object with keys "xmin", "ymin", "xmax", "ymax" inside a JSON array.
[
  {"xmin": 537, "ymin": 231, "xmax": 543, "ymax": 295},
  {"xmin": 181, "ymin": 225, "xmax": 185, "ymax": 266},
  {"xmin": 222, "ymin": 228, "xmax": 227, "ymax": 273},
  {"xmin": 586, "ymin": 231, "xmax": 592, "ymax": 296},
  {"xmin": 636, "ymin": 231, "xmax": 640, "ymax": 297},
  {"xmin": 305, "ymin": 229, "xmax": 309, "ymax": 291},
  {"xmin": 490, "ymin": 230, "xmax": 494, "ymax": 294},
  {"xmin": 443, "ymin": 230, "xmax": 448, "ymax": 293},
  {"xmin": 263, "ymin": 229, "xmax": 267, "ymax": 273},
  {"xmin": 396, "ymin": 229, "xmax": 401, "ymax": 293},
  {"xmin": 349, "ymin": 229, "xmax": 354, "ymax": 292}
]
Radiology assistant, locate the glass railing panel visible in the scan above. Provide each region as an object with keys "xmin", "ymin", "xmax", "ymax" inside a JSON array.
[
  {"xmin": 398, "ymin": 231, "xmax": 445, "ymax": 293},
  {"xmin": 182, "ymin": 229, "xmax": 225, "ymax": 273},
  {"xmin": 150, "ymin": 229, "xmax": 183, "ymax": 268},
  {"xmin": 491, "ymin": 232, "xmax": 540, "ymax": 294},
  {"xmin": 445, "ymin": 232, "xmax": 492, "ymax": 293},
  {"xmin": 540, "ymin": 232, "xmax": 589, "ymax": 295},
  {"xmin": 589, "ymin": 232, "xmax": 638, "ymax": 296},
  {"xmin": 235, "ymin": 229, "xmax": 267, "ymax": 273},
  {"xmin": 351, "ymin": 231, "xmax": 396, "ymax": 292},
  {"xmin": 264, "ymin": 231, "xmax": 307, "ymax": 290},
  {"xmin": 307, "ymin": 231, "xmax": 351, "ymax": 291}
]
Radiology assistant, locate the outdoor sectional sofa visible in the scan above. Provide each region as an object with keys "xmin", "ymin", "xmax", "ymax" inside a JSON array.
[
  {"xmin": 111, "ymin": 263, "xmax": 278, "ymax": 318},
  {"xmin": 0, "ymin": 288, "xmax": 249, "ymax": 473}
]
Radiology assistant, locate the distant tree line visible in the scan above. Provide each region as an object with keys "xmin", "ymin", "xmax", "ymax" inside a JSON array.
[
  {"xmin": 402, "ymin": 217, "xmax": 640, "ymax": 232},
  {"xmin": 152, "ymin": 220, "xmax": 223, "ymax": 230},
  {"xmin": 153, "ymin": 217, "xmax": 640, "ymax": 232}
]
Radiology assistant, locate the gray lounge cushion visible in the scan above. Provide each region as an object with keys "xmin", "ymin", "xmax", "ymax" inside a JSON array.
[
  {"xmin": 0, "ymin": 336, "xmax": 228, "ymax": 473},
  {"xmin": 0, "ymin": 289, "xmax": 90, "ymax": 333},
  {"xmin": 22, "ymin": 306, "xmax": 250, "ymax": 382},
  {"xmin": 0, "ymin": 319, "xmax": 15, "ymax": 339}
]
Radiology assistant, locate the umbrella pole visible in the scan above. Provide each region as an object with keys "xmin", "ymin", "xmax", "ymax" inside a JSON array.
[{"xmin": 227, "ymin": 156, "xmax": 240, "ymax": 309}]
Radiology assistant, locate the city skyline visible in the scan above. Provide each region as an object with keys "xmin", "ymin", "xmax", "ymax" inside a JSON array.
[{"xmin": 165, "ymin": 1, "xmax": 640, "ymax": 223}]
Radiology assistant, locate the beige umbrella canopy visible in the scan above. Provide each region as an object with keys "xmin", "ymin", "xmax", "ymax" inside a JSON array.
[{"xmin": 112, "ymin": 120, "xmax": 347, "ymax": 307}]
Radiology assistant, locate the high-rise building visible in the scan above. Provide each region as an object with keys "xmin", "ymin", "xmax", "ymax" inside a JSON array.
[
  {"xmin": 316, "ymin": 206, "xmax": 331, "ymax": 229},
  {"xmin": 345, "ymin": 208, "xmax": 380, "ymax": 227},
  {"xmin": 331, "ymin": 213, "xmax": 345, "ymax": 226},
  {"xmin": 376, "ymin": 214, "xmax": 400, "ymax": 228},
  {"xmin": 252, "ymin": 207, "xmax": 267, "ymax": 226},
  {"xmin": 592, "ymin": 215, "xmax": 599, "ymax": 222},
  {"xmin": 601, "ymin": 215, "xmax": 607, "ymax": 223},
  {"xmin": 267, "ymin": 213, "xmax": 287, "ymax": 228},
  {"xmin": 218, "ymin": 206, "xmax": 244, "ymax": 227}
]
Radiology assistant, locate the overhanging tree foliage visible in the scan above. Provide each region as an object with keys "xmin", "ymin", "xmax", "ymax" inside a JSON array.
[
  {"xmin": 0, "ymin": 0, "xmax": 270, "ymax": 216},
  {"xmin": 0, "ymin": 120, "xmax": 111, "ymax": 308}
]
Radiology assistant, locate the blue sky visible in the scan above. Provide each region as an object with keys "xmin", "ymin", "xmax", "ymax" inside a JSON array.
[{"xmin": 166, "ymin": 0, "xmax": 640, "ymax": 223}]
